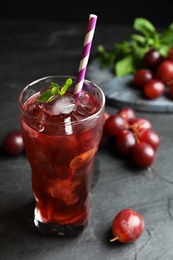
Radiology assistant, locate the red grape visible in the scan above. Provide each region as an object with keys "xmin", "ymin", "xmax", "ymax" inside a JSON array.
[
  {"xmin": 155, "ymin": 60, "xmax": 173, "ymax": 84},
  {"xmin": 114, "ymin": 129, "xmax": 136, "ymax": 156},
  {"xmin": 100, "ymin": 108, "xmax": 160, "ymax": 168},
  {"xmin": 134, "ymin": 68, "xmax": 153, "ymax": 88},
  {"xmin": 144, "ymin": 79, "xmax": 165, "ymax": 99},
  {"xmin": 104, "ymin": 114, "xmax": 126, "ymax": 137},
  {"xmin": 133, "ymin": 48, "xmax": 173, "ymax": 99},
  {"xmin": 3, "ymin": 131, "xmax": 25, "ymax": 155},
  {"xmin": 131, "ymin": 142, "xmax": 155, "ymax": 167},
  {"xmin": 143, "ymin": 49, "xmax": 163, "ymax": 70},
  {"xmin": 130, "ymin": 118, "xmax": 152, "ymax": 135},
  {"xmin": 139, "ymin": 129, "xmax": 160, "ymax": 150},
  {"xmin": 110, "ymin": 208, "xmax": 145, "ymax": 243},
  {"xmin": 117, "ymin": 107, "xmax": 136, "ymax": 124}
]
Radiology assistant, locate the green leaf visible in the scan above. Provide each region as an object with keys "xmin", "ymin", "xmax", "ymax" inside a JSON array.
[
  {"xmin": 158, "ymin": 45, "xmax": 170, "ymax": 56},
  {"xmin": 130, "ymin": 34, "xmax": 146, "ymax": 45},
  {"xmin": 115, "ymin": 55, "xmax": 134, "ymax": 77},
  {"xmin": 36, "ymin": 78, "xmax": 73, "ymax": 103},
  {"xmin": 114, "ymin": 41, "xmax": 132, "ymax": 56},
  {"xmin": 160, "ymin": 25, "xmax": 173, "ymax": 46},
  {"xmin": 96, "ymin": 17, "xmax": 173, "ymax": 77},
  {"xmin": 134, "ymin": 17, "xmax": 157, "ymax": 38},
  {"xmin": 50, "ymin": 83, "xmax": 61, "ymax": 95},
  {"xmin": 96, "ymin": 45, "xmax": 116, "ymax": 66},
  {"xmin": 37, "ymin": 89, "xmax": 54, "ymax": 103},
  {"xmin": 60, "ymin": 78, "xmax": 73, "ymax": 95}
]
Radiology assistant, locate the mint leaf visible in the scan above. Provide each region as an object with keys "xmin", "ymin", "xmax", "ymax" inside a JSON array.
[
  {"xmin": 133, "ymin": 17, "xmax": 157, "ymax": 39},
  {"xmin": 130, "ymin": 34, "xmax": 146, "ymax": 45},
  {"xmin": 96, "ymin": 45, "xmax": 116, "ymax": 67},
  {"xmin": 37, "ymin": 78, "xmax": 73, "ymax": 103},
  {"xmin": 96, "ymin": 17, "xmax": 173, "ymax": 77},
  {"xmin": 60, "ymin": 78, "xmax": 73, "ymax": 95},
  {"xmin": 160, "ymin": 24, "xmax": 173, "ymax": 46},
  {"xmin": 36, "ymin": 89, "xmax": 54, "ymax": 103},
  {"xmin": 115, "ymin": 55, "xmax": 134, "ymax": 77}
]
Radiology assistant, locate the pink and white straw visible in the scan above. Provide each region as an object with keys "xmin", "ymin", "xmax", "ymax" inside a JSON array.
[{"xmin": 74, "ymin": 14, "xmax": 97, "ymax": 97}]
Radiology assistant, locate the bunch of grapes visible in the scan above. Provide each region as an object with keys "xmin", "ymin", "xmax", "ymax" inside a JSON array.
[
  {"xmin": 133, "ymin": 48, "xmax": 173, "ymax": 99},
  {"xmin": 100, "ymin": 107, "xmax": 160, "ymax": 168}
]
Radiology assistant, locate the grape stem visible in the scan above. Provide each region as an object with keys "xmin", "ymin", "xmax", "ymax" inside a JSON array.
[
  {"xmin": 127, "ymin": 123, "xmax": 140, "ymax": 143},
  {"xmin": 110, "ymin": 236, "xmax": 119, "ymax": 242}
]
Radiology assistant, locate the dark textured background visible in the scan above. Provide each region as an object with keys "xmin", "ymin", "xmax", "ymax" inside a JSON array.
[
  {"xmin": 1, "ymin": 1, "xmax": 173, "ymax": 26},
  {"xmin": 1, "ymin": 7, "xmax": 173, "ymax": 260}
]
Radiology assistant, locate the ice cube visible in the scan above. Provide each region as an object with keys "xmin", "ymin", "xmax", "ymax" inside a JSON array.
[
  {"xmin": 45, "ymin": 95, "xmax": 77, "ymax": 115},
  {"xmin": 28, "ymin": 102, "xmax": 48, "ymax": 121},
  {"xmin": 76, "ymin": 91, "xmax": 98, "ymax": 116}
]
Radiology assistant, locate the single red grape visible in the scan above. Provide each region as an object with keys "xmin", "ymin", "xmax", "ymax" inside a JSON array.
[
  {"xmin": 130, "ymin": 118, "xmax": 152, "ymax": 135},
  {"xmin": 139, "ymin": 129, "xmax": 160, "ymax": 150},
  {"xmin": 117, "ymin": 107, "xmax": 136, "ymax": 124},
  {"xmin": 133, "ymin": 68, "xmax": 153, "ymax": 88},
  {"xmin": 104, "ymin": 114, "xmax": 126, "ymax": 137},
  {"xmin": 131, "ymin": 142, "xmax": 155, "ymax": 167},
  {"xmin": 143, "ymin": 48, "xmax": 163, "ymax": 70},
  {"xmin": 155, "ymin": 60, "xmax": 173, "ymax": 84},
  {"xmin": 110, "ymin": 208, "xmax": 145, "ymax": 243},
  {"xmin": 3, "ymin": 131, "xmax": 25, "ymax": 155},
  {"xmin": 114, "ymin": 129, "xmax": 136, "ymax": 156},
  {"xmin": 144, "ymin": 79, "xmax": 165, "ymax": 99}
]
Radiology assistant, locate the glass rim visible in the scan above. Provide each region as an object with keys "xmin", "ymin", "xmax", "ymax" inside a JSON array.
[{"xmin": 18, "ymin": 75, "xmax": 105, "ymax": 126}]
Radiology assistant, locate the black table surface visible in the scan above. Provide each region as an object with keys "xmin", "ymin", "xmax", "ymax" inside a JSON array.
[{"xmin": 1, "ymin": 19, "xmax": 173, "ymax": 260}]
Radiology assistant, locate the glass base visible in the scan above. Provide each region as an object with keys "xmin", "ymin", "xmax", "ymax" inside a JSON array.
[{"xmin": 34, "ymin": 219, "xmax": 86, "ymax": 237}]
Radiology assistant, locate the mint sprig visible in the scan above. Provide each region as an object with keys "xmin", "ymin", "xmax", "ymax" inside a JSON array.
[
  {"xmin": 37, "ymin": 78, "xmax": 73, "ymax": 103},
  {"xmin": 96, "ymin": 17, "xmax": 173, "ymax": 77}
]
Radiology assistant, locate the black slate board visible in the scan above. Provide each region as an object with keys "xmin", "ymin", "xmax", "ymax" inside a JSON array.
[{"xmin": 87, "ymin": 60, "xmax": 173, "ymax": 113}]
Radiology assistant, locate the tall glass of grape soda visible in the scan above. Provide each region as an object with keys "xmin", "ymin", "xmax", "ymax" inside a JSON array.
[{"xmin": 18, "ymin": 75, "xmax": 105, "ymax": 236}]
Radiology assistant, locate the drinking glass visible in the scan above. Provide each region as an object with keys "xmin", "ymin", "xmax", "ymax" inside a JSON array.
[{"xmin": 18, "ymin": 75, "xmax": 105, "ymax": 236}]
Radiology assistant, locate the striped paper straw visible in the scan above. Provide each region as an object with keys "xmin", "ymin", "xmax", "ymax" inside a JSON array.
[{"xmin": 74, "ymin": 14, "xmax": 97, "ymax": 97}]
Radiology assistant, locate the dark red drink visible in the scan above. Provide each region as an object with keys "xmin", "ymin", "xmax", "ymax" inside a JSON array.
[{"xmin": 18, "ymin": 75, "xmax": 105, "ymax": 236}]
